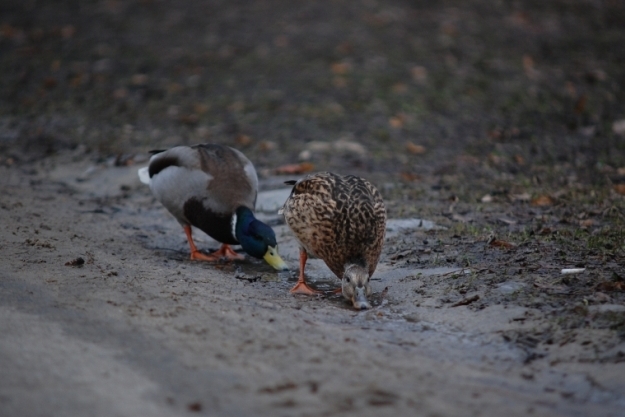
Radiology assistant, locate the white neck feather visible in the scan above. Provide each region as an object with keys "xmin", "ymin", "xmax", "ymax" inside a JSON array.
[{"xmin": 231, "ymin": 212, "xmax": 238, "ymax": 240}]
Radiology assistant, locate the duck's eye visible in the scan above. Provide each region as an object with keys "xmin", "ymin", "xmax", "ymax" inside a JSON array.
[{"xmin": 344, "ymin": 276, "xmax": 350, "ymax": 283}]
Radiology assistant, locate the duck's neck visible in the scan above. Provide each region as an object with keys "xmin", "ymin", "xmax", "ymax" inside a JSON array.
[
  {"xmin": 232, "ymin": 206, "xmax": 255, "ymax": 241},
  {"xmin": 345, "ymin": 261, "xmax": 367, "ymax": 273}
]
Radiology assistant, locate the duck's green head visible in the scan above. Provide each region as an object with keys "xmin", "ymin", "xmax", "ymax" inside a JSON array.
[{"xmin": 234, "ymin": 206, "xmax": 289, "ymax": 271}]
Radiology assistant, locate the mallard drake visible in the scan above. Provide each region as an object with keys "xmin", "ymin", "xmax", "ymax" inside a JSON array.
[
  {"xmin": 279, "ymin": 172, "xmax": 386, "ymax": 309},
  {"xmin": 138, "ymin": 143, "xmax": 288, "ymax": 271}
]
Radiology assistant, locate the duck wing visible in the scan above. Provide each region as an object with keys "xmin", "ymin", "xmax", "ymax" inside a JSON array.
[{"xmin": 192, "ymin": 144, "xmax": 258, "ymax": 211}]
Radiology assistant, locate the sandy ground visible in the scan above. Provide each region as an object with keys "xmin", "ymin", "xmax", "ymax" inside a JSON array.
[{"xmin": 1, "ymin": 150, "xmax": 624, "ymax": 417}]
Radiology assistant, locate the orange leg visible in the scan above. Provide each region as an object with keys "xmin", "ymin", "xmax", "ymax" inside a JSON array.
[
  {"xmin": 183, "ymin": 225, "xmax": 244, "ymax": 262},
  {"xmin": 290, "ymin": 249, "xmax": 321, "ymax": 295}
]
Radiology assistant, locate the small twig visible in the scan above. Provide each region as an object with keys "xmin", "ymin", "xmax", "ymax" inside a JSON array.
[
  {"xmin": 439, "ymin": 268, "xmax": 473, "ymax": 277},
  {"xmin": 451, "ymin": 294, "xmax": 480, "ymax": 307},
  {"xmin": 561, "ymin": 268, "xmax": 586, "ymax": 275},
  {"xmin": 380, "ymin": 286, "xmax": 389, "ymax": 299}
]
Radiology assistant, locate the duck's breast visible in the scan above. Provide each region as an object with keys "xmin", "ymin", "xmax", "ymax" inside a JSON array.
[{"xmin": 149, "ymin": 164, "xmax": 214, "ymax": 225}]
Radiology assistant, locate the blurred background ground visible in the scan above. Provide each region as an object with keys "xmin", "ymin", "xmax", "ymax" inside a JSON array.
[
  {"xmin": 2, "ymin": 0, "xmax": 625, "ymax": 171},
  {"xmin": 1, "ymin": 0, "xmax": 625, "ymax": 416}
]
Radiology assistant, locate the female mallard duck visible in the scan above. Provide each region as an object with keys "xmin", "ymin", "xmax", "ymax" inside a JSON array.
[
  {"xmin": 138, "ymin": 143, "xmax": 288, "ymax": 271},
  {"xmin": 279, "ymin": 172, "xmax": 386, "ymax": 309}
]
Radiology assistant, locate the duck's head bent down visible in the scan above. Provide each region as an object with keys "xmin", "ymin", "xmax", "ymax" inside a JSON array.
[
  {"xmin": 234, "ymin": 206, "xmax": 288, "ymax": 271},
  {"xmin": 342, "ymin": 264, "xmax": 372, "ymax": 310}
]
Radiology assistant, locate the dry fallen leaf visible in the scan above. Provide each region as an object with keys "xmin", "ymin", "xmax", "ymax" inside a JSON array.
[
  {"xmin": 389, "ymin": 116, "xmax": 405, "ymax": 129},
  {"xmin": 523, "ymin": 54, "xmax": 539, "ymax": 79},
  {"xmin": 392, "ymin": 83, "xmax": 408, "ymax": 94},
  {"xmin": 405, "ymin": 142, "xmax": 426, "ymax": 155},
  {"xmin": 70, "ymin": 74, "xmax": 85, "ymax": 88},
  {"xmin": 193, "ymin": 103, "xmax": 209, "ymax": 114},
  {"xmin": 275, "ymin": 162, "xmax": 314, "ymax": 175},
  {"xmin": 235, "ymin": 134, "xmax": 252, "ymax": 146},
  {"xmin": 61, "ymin": 24, "xmax": 76, "ymax": 39},
  {"xmin": 579, "ymin": 219, "xmax": 595, "ymax": 228},
  {"xmin": 43, "ymin": 77, "xmax": 57, "ymax": 89},
  {"xmin": 399, "ymin": 172, "xmax": 420, "ymax": 182},
  {"xmin": 574, "ymin": 94, "xmax": 587, "ymax": 114},
  {"xmin": 531, "ymin": 195, "xmax": 555, "ymax": 206},
  {"xmin": 565, "ymin": 81, "xmax": 577, "ymax": 98},
  {"xmin": 167, "ymin": 82, "xmax": 183, "ymax": 94},
  {"xmin": 596, "ymin": 281, "xmax": 625, "ymax": 292},
  {"xmin": 1, "ymin": 24, "xmax": 16, "ymax": 39},
  {"xmin": 331, "ymin": 62, "xmax": 351, "ymax": 75},
  {"xmin": 489, "ymin": 129, "xmax": 502, "ymax": 140},
  {"xmin": 332, "ymin": 76, "xmax": 347, "ymax": 88},
  {"xmin": 411, "ymin": 66, "xmax": 428, "ymax": 83},
  {"xmin": 489, "ymin": 238, "xmax": 515, "ymax": 249},
  {"xmin": 112, "ymin": 87, "xmax": 127, "ymax": 99},
  {"xmin": 523, "ymin": 54, "xmax": 534, "ymax": 71},
  {"xmin": 613, "ymin": 184, "xmax": 625, "ymax": 195},
  {"xmin": 131, "ymin": 73, "xmax": 148, "ymax": 86},
  {"xmin": 335, "ymin": 41, "xmax": 352, "ymax": 55},
  {"xmin": 258, "ymin": 141, "xmax": 276, "ymax": 152},
  {"xmin": 490, "ymin": 153, "xmax": 506, "ymax": 166}
]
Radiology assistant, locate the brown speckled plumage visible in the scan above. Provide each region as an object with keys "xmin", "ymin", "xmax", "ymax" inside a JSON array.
[{"xmin": 281, "ymin": 172, "xmax": 386, "ymax": 281}]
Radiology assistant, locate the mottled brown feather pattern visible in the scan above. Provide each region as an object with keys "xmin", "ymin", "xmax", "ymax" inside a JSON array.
[{"xmin": 282, "ymin": 172, "xmax": 386, "ymax": 278}]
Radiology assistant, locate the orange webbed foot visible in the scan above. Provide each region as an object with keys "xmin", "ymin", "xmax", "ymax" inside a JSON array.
[
  {"xmin": 289, "ymin": 249, "xmax": 321, "ymax": 295},
  {"xmin": 290, "ymin": 280, "xmax": 322, "ymax": 295},
  {"xmin": 190, "ymin": 245, "xmax": 244, "ymax": 262},
  {"xmin": 210, "ymin": 244, "xmax": 245, "ymax": 261},
  {"xmin": 190, "ymin": 251, "xmax": 222, "ymax": 262}
]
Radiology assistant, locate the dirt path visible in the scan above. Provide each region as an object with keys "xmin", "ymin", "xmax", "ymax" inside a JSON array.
[
  {"xmin": 1, "ymin": 152, "xmax": 623, "ymax": 417},
  {"xmin": 2, "ymin": 0, "xmax": 625, "ymax": 415}
]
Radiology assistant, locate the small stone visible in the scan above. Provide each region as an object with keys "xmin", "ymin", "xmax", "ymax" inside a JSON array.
[{"xmin": 612, "ymin": 119, "xmax": 625, "ymax": 135}]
